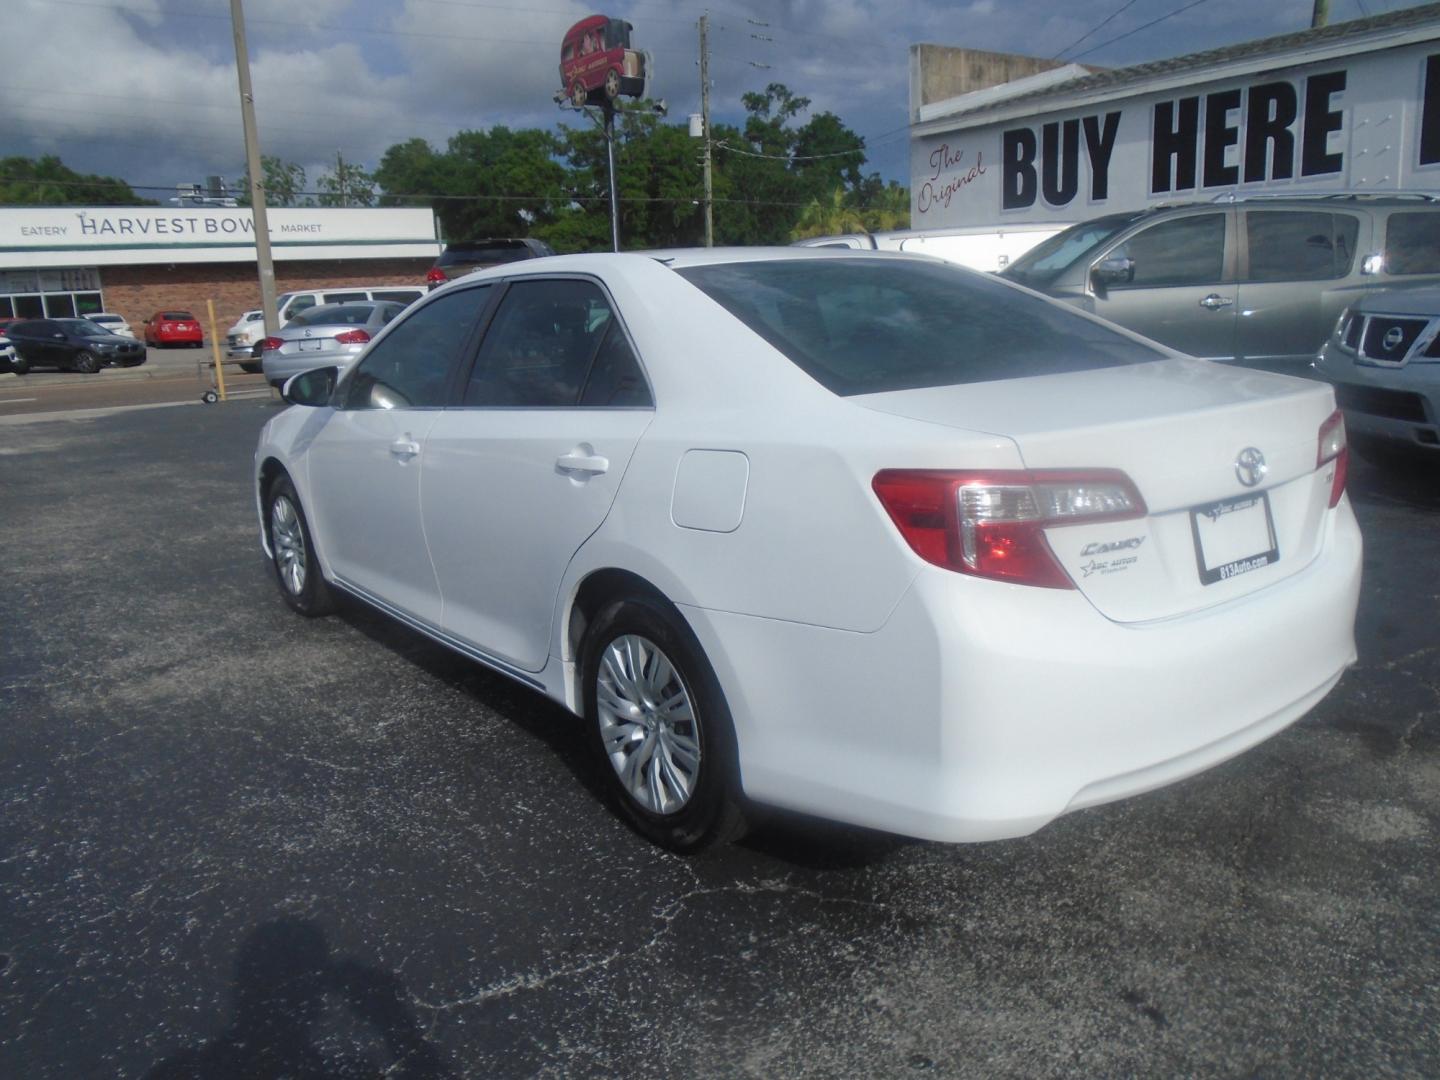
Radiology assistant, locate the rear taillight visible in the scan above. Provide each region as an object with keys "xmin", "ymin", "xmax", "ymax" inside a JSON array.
[
  {"xmin": 261, "ymin": 336, "xmax": 284, "ymax": 352},
  {"xmin": 872, "ymin": 469, "xmax": 1146, "ymax": 589},
  {"xmin": 1318, "ymin": 409, "xmax": 1347, "ymax": 508},
  {"xmin": 334, "ymin": 329, "xmax": 371, "ymax": 345},
  {"xmin": 425, "ymin": 268, "xmax": 447, "ymax": 285}
]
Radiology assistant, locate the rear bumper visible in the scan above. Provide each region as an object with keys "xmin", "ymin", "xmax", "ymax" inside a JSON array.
[{"xmin": 684, "ymin": 500, "xmax": 1362, "ymax": 842}]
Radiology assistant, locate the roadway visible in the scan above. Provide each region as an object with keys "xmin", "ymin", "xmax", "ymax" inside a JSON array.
[{"xmin": 0, "ymin": 344, "xmax": 274, "ymax": 417}]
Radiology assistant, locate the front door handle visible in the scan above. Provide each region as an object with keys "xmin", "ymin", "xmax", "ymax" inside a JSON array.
[
  {"xmin": 390, "ymin": 437, "xmax": 421, "ymax": 459},
  {"xmin": 556, "ymin": 451, "xmax": 609, "ymax": 476},
  {"xmin": 1199, "ymin": 293, "xmax": 1234, "ymax": 310}
]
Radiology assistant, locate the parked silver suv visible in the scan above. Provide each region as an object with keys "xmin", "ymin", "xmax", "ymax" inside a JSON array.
[
  {"xmin": 1001, "ymin": 194, "xmax": 1440, "ymax": 371},
  {"xmin": 1313, "ymin": 286, "xmax": 1440, "ymax": 462}
]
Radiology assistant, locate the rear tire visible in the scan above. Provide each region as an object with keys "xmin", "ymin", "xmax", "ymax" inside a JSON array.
[
  {"xmin": 10, "ymin": 354, "xmax": 28, "ymax": 375},
  {"xmin": 265, "ymin": 475, "xmax": 335, "ymax": 617},
  {"xmin": 581, "ymin": 596, "xmax": 746, "ymax": 853},
  {"xmin": 239, "ymin": 362, "xmax": 262, "ymax": 374}
]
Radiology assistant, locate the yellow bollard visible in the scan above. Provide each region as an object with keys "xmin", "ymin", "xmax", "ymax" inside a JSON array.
[{"xmin": 206, "ymin": 298, "xmax": 228, "ymax": 403}]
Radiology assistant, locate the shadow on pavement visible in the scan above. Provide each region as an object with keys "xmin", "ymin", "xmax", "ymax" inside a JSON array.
[{"xmin": 144, "ymin": 918, "xmax": 455, "ymax": 1079}]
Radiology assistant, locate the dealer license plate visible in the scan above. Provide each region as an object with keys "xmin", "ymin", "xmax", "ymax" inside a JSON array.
[{"xmin": 1190, "ymin": 492, "xmax": 1279, "ymax": 585}]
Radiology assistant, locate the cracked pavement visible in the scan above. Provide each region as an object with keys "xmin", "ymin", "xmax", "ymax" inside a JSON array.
[{"xmin": 1, "ymin": 401, "xmax": 1437, "ymax": 1078}]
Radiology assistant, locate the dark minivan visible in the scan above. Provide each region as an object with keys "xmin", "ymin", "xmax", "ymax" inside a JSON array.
[{"xmin": 426, "ymin": 238, "xmax": 556, "ymax": 289}]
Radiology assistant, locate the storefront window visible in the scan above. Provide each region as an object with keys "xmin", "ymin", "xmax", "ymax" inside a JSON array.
[
  {"xmin": 12, "ymin": 295, "xmax": 44, "ymax": 318},
  {"xmin": 0, "ymin": 268, "xmax": 102, "ymax": 322},
  {"xmin": 45, "ymin": 294, "xmax": 77, "ymax": 318}
]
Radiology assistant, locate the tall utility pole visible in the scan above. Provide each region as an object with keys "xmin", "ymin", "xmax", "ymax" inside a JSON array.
[
  {"xmin": 1311, "ymin": 0, "xmax": 1329, "ymax": 28},
  {"xmin": 229, "ymin": 0, "xmax": 279, "ymax": 335},
  {"xmin": 336, "ymin": 149, "xmax": 348, "ymax": 207},
  {"xmin": 699, "ymin": 13, "xmax": 714, "ymax": 247}
]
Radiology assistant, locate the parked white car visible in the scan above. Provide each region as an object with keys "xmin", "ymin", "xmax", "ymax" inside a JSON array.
[
  {"xmin": 255, "ymin": 249, "xmax": 1361, "ymax": 852},
  {"xmin": 86, "ymin": 312, "xmax": 134, "ymax": 338},
  {"xmin": 226, "ymin": 309, "xmax": 265, "ymax": 366}
]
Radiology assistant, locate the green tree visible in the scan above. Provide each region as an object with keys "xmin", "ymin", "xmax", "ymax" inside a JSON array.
[
  {"xmin": 0, "ymin": 155, "xmax": 153, "ymax": 205},
  {"xmin": 375, "ymin": 127, "xmax": 567, "ymax": 241},
  {"xmin": 235, "ymin": 156, "xmax": 309, "ymax": 207},
  {"xmin": 542, "ymin": 107, "xmax": 704, "ymax": 252},
  {"xmin": 316, "ymin": 156, "xmax": 376, "ymax": 207}
]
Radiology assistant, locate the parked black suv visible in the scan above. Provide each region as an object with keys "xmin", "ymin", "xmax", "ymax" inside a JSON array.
[
  {"xmin": 7, "ymin": 318, "xmax": 146, "ymax": 374},
  {"xmin": 426, "ymin": 238, "xmax": 556, "ymax": 289},
  {"xmin": 1001, "ymin": 194, "xmax": 1440, "ymax": 371}
]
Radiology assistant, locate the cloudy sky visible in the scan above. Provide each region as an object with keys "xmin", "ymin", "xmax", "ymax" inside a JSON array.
[{"xmin": 3, "ymin": 0, "xmax": 1417, "ymax": 201}]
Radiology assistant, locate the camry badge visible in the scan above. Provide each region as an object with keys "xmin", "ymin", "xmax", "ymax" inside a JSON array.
[{"xmin": 1235, "ymin": 447, "xmax": 1267, "ymax": 488}]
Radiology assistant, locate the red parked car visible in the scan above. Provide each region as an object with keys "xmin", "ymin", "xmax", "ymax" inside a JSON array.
[
  {"xmin": 559, "ymin": 15, "xmax": 646, "ymax": 107},
  {"xmin": 144, "ymin": 310, "xmax": 203, "ymax": 348}
]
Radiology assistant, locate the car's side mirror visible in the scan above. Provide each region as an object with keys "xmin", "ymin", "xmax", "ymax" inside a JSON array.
[
  {"xmin": 281, "ymin": 366, "xmax": 339, "ymax": 407},
  {"xmin": 1091, "ymin": 256, "xmax": 1135, "ymax": 289}
]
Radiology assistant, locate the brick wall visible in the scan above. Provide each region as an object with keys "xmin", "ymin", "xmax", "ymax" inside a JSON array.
[{"xmin": 99, "ymin": 258, "xmax": 431, "ymax": 339}]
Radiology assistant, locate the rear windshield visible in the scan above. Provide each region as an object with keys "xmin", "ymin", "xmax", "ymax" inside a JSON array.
[
  {"xmin": 289, "ymin": 303, "xmax": 375, "ymax": 326},
  {"xmin": 162, "ymin": 311, "xmax": 194, "ymax": 320},
  {"xmin": 439, "ymin": 242, "xmax": 536, "ymax": 267},
  {"xmin": 1001, "ymin": 213, "xmax": 1141, "ymax": 289},
  {"xmin": 677, "ymin": 258, "xmax": 1163, "ymax": 396}
]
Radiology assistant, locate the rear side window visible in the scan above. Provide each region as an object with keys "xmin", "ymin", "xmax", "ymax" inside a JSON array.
[
  {"xmin": 464, "ymin": 279, "xmax": 638, "ymax": 407},
  {"xmin": 677, "ymin": 259, "xmax": 1163, "ymax": 396},
  {"xmin": 1385, "ymin": 213, "xmax": 1440, "ymax": 275},
  {"xmin": 1244, "ymin": 211, "xmax": 1358, "ymax": 282},
  {"xmin": 1107, "ymin": 214, "xmax": 1226, "ymax": 288},
  {"xmin": 323, "ymin": 291, "xmax": 367, "ymax": 304},
  {"xmin": 343, "ymin": 286, "xmax": 491, "ymax": 410}
]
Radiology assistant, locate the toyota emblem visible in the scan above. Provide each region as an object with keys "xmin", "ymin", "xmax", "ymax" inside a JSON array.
[
  {"xmin": 1382, "ymin": 326, "xmax": 1404, "ymax": 351},
  {"xmin": 1235, "ymin": 447, "xmax": 1267, "ymax": 487}
]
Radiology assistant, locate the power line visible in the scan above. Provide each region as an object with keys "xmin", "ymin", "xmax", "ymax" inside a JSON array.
[
  {"xmin": 1070, "ymin": 0, "xmax": 1214, "ymax": 61},
  {"xmin": 1053, "ymin": 0, "xmax": 1146, "ymax": 60}
]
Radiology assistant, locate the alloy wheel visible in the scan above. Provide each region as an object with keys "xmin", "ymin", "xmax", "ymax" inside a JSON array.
[
  {"xmin": 595, "ymin": 634, "xmax": 701, "ymax": 815},
  {"xmin": 270, "ymin": 495, "xmax": 307, "ymax": 596}
]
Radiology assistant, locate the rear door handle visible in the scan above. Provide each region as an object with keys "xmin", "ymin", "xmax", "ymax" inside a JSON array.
[
  {"xmin": 390, "ymin": 437, "xmax": 421, "ymax": 459},
  {"xmin": 556, "ymin": 451, "xmax": 609, "ymax": 476},
  {"xmin": 1199, "ymin": 294, "xmax": 1234, "ymax": 310}
]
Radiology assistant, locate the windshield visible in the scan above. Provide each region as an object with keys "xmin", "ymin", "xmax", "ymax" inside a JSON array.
[
  {"xmin": 677, "ymin": 258, "xmax": 1162, "ymax": 396},
  {"xmin": 1001, "ymin": 214, "xmax": 1141, "ymax": 289},
  {"xmin": 61, "ymin": 319, "xmax": 108, "ymax": 337}
]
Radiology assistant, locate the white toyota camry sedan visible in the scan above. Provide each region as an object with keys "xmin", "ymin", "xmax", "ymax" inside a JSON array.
[{"xmin": 254, "ymin": 249, "xmax": 1361, "ymax": 852}]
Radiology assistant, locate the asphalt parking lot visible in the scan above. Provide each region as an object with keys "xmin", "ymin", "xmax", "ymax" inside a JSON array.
[{"xmin": 2, "ymin": 399, "xmax": 1437, "ymax": 1079}]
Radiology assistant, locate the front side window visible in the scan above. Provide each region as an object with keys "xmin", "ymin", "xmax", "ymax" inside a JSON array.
[
  {"xmin": 1106, "ymin": 213, "xmax": 1227, "ymax": 288},
  {"xmin": 1385, "ymin": 212, "xmax": 1440, "ymax": 275},
  {"xmin": 343, "ymin": 285, "xmax": 491, "ymax": 410},
  {"xmin": 464, "ymin": 279, "xmax": 645, "ymax": 407},
  {"xmin": 1244, "ymin": 211, "xmax": 1358, "ymax": 282},
  {"xmin": 678, "ymin": 259, "xmax": 1163, "ymax": 396}
]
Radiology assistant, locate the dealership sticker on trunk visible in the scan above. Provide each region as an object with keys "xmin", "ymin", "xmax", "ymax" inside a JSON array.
[{"xmin": 1190, "ymin": 492, "xmax": 1279, "ymax": 585}]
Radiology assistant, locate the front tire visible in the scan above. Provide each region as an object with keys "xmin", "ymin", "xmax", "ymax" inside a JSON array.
[
  {"xmin": 265, "ymin": 475, "xmax": 335, "ymax": 616},
  {"xmin": 73, "ymin": 350, "xmax": 100, "ymax": 374},
  {"xmin": 582, "ymin": 597, "xmax": 745, "ymax": 852}
]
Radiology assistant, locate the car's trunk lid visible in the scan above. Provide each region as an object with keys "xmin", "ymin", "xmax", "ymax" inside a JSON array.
[{"xmin": 855, "ymin": 358, "xmax": 1341, "ymax": 623}]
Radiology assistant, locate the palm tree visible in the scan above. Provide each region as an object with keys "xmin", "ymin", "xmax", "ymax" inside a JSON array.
[{"xmin": 790, "ymin": 188, "xmax": 870, "ymax": 240}]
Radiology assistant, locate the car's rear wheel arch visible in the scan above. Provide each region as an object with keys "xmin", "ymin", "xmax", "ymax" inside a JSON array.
[{"xmin": 567, "ymin": 569, "xmax": 672, "ymax": 673}]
